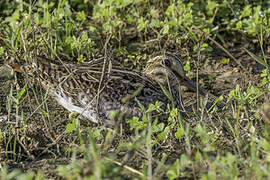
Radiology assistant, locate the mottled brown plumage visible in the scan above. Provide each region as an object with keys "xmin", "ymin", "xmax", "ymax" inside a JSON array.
[{"xmin": 19, "ymin": 53, "xmax": 206, "ymax": 124}]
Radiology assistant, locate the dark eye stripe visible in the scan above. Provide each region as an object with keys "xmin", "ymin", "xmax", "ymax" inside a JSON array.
[
  {"xmin": 165, "ymin": 53, "xmax": 183, "ymax": 67},
  {"xmin": 162, "ymin": 59, "xmax": 171, "ymax": 67}
]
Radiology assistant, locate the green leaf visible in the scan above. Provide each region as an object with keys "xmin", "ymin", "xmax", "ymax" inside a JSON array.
[
  {"xmin": 135, "ymin": 98, "xmax": 146, "ymax": 112},
  {"xmin": 241, "ymin": 5, "xmax": 251, "ymax": 18},
  {"xmin": 17, "ymin": 85, "xmax": 26, "ymax": 100},
  {"xmin": 137, "ymin": 17, "xmax": 148, "ymax": 31},
  {"xmin": 207, "ymin": 1, "xmax": 217, "ymax": 10},
  {"xmin": 161, "ymin": 24, "xmax": 169, "ymax": 35},
  {"xmin": 146, "ymin": 103, "xmax": 156, "ymax": 113},
  {"xmin": 208, "ymin": 75, "xmax": 214, "ymax": 81},
  {"xmin": 65, "ymin": 119, "xmax": 77, "ymax": 133},
  {"xmin": 158, "ymin": 132, "xmax": 166, "ymax": 141},
  {"xmin": 127, "ymin": 116, "xmax": 139, "ymax": 130},
  {"xmin": 220, "ymin": 58, "xmax": 230, "ymax": 64},
  {"xmin": 159, "ymin": 83, "xmax": 173, "ymax": 103},
  {"xmin": 175, "ymin": 127, "xmax": 184, "ymax": 139},
  {"xmin": 236, "ymin": 21, "xmax": 242, "ymax": 29},
  {"xmin": 170, "ymin": 108, "xmax": 178, "ymax": 118},
  {"xmin": 259, "ymin": 138, "xmax": 270, "ymax": 151},
  {"xmin": 153, "ymin": 123, "xmax": 164, "ymax": 133},
  {"xmin": 244, "ymin": 48, "xmax": 268, "ymax": 68},
  {"xmin": 184, "ymin": 60, "xmax": 190, "ymax": 71},
  {"xmin": 0, "ymin": 47, "xmax": 4, "ymax": 54}
]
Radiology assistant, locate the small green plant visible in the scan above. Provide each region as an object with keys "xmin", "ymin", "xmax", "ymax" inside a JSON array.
[
  {"xmin": 0, "ymin": 166, "xmax": 43, "ymax": 180},
  {"xmin": 228, "ymin": 85, "xmax": 263, "ymax": 108}
]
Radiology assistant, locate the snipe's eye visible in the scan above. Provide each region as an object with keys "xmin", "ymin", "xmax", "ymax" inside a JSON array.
[{"xmin": 162, "ymin": 59, "xmax": 171, "ymax": 67}]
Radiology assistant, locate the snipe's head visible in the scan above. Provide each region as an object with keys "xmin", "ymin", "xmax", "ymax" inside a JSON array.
[{"xmin": 144, "ymin": 53, "xmax": 186, "ymax": 85}]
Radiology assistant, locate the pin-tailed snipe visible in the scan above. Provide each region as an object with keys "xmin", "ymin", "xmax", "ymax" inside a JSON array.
[{"xmin": 15, "ymin": 52, "xmax": 207, "ymax": 124}]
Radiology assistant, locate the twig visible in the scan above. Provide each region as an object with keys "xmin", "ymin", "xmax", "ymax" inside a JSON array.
[
  {"xmin": 96, "ymin": 34, "xmax": 113, "ymax": 123},
  {"xmin": 105, "ymin": 157, "xmax": 145, "ymax": 177}
]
